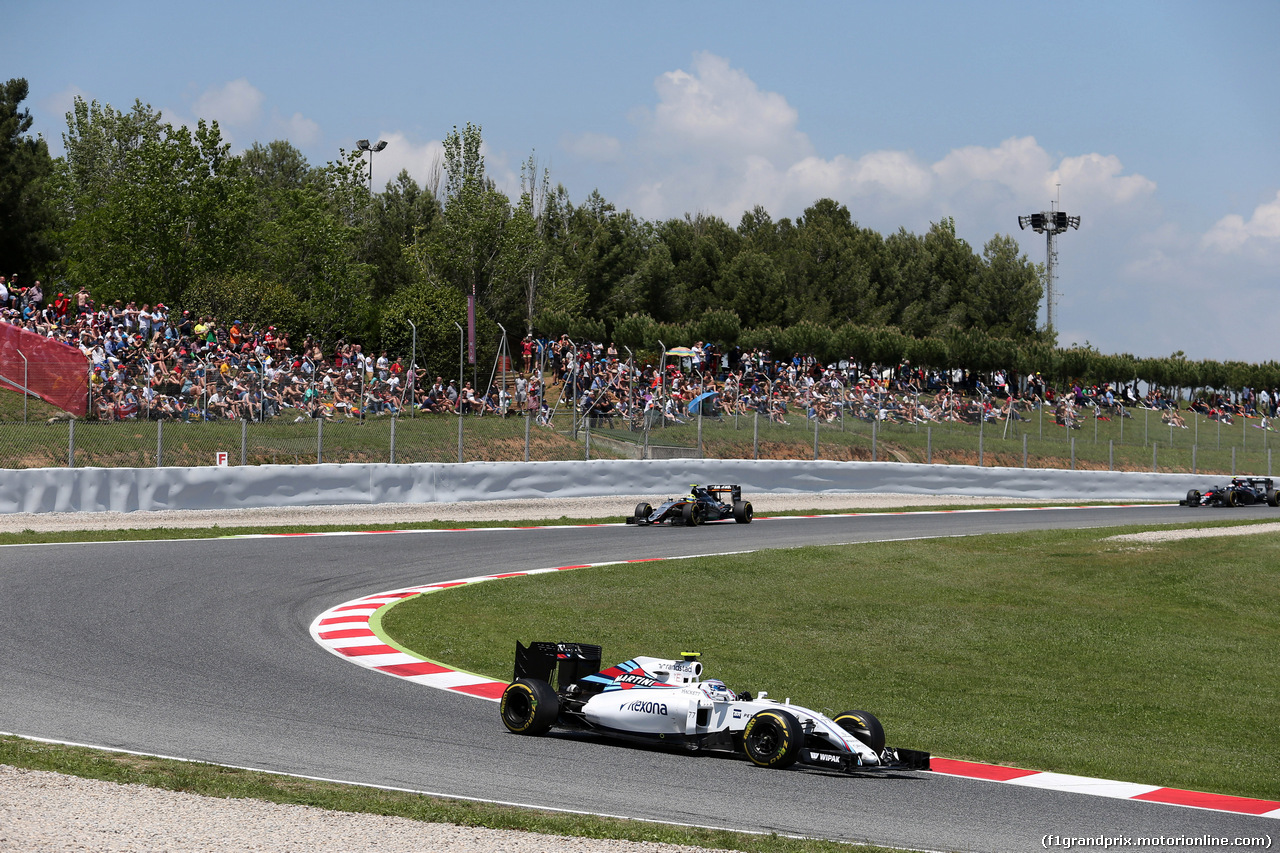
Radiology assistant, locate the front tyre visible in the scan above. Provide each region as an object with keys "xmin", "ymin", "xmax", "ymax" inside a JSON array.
[
  {"xmin": 742, "ymin": 709, "xmax": 802, "ymax": 768},
  {"xmin": 682, "ymin": 501, "xmax": 702, "ymax": 526},
  {"xmin": 834, "ymin": 709, "xmax": 886, "ymax": 753},
  {"xmin": 1185, "ymin": 489, "xmax": 1201, "ymax": 507},
  {"xmin": 634, "ymin": 502, "xmax": 653, "ymax": 523},
  {"xmin": 1268, "ymin": 489, "xmax": 1280, "ymax": 508},
  {"xmin": 733, "ymin": 500, "xmax": 754, "ymax": 524},
  {"xmin": 500, "ymin": 678, "xmax": 559, "ymax": 735}
]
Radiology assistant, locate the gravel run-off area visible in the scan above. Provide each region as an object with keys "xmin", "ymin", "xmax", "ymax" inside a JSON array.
[{"xmin": 5, "ymin": 492, "xmax": 1273, "ymax": 852}]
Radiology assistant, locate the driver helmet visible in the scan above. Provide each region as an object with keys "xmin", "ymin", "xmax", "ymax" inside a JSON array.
[{"xmin": 701, "ymin": 679, "xmax": 735, "ymax": 700}]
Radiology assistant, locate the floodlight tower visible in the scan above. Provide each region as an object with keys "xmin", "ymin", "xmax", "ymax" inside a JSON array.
[{"xmin": 1018, "ymin": 203, "xmax": 1080, "ymax": 335}]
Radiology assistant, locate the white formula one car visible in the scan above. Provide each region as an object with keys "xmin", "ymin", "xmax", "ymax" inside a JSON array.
[{"xmin": 499, "ymin": 642, "xmax": 929, "ymax": 773}]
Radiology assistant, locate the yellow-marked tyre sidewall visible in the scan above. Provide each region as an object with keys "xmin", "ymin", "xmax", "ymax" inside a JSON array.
[
  {"xmin": 500, "ymin": 677, "xmax": 559, "ymax": 735},
  {"xmin": 834, "ymin": 709, "xmax": 886, "ymax": 753},
  {"xmin": 742, "ymin": 710, "xmax": 801, "ymax": 768},
  {"xmin": 500, "ymin": 682, "xmax": 538, "ymax": 733}
]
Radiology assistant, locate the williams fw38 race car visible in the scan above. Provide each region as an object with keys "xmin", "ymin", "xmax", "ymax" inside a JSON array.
[
  {"xmin": 626, "ymin": 484, "xmax": 754, "ymax": 526},
  {"xmin": 1180, "ymin": 477, "xmax": 1279, "ymax": 508},
  {"xmin": 499, "ymin": 641, "xmax": 929, "ymax": 774}
]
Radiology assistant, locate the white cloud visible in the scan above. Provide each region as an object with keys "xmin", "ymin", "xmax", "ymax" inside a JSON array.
[
  {"xmin": 269, "ymin": 111, "xmax": 321, "ymax": 147},
  {"xmin": 614, "ymin": 53, "xmax": 1157, "ymax": 230},
  {"xmin": 359, "ymin": 132, "xmax": 445, "ymax": 192},
  {"xmin": 643, "ymin": 52, "xmax": 811, "ymax": 163},
  {"xmin": 1202, "ymin": 190, "xmax": 1280, "ymax": 255},
  {"xmin": 565, "ymin": 52, "xmax": 1280, "ymax": 360},
  {"xmin": 192, "ymin": 78, "xmax": 265, "ymax": 127}
]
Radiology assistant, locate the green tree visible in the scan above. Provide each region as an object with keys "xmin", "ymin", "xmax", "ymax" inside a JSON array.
[
  {"xmin": 239, "ymin": 148, "xmax": 373, "ymax": 344},
  {"xmin": 715, "ymin": 247, "xmax": 786, "ymax": 327},
  {"xmin": 55, "ymin": 97, "xmax": 254, "ymax": 306},
  {"xmin": 0, "ymin": 78, "xmax": 58, "ymax": 280},
  {"xmin": 973, "ymin": 234, "xmax": 1042, "ymax": 340},
  {"xmin": 434, "ymin": 123, "xmax": 512, "ymax": 335}
]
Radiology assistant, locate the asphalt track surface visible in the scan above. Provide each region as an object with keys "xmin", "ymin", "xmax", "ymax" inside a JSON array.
[{"xmin": 2, "ymin": 504, "xmax": 1276, "ymax": 852}]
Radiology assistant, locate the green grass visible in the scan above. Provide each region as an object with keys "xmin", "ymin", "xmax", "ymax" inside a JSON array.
[
  {"xmin": 0, "ymin": 736, "xmax": 891, "ymax": 853},
  {"xmin": 382, "ymin": 522, "xmax": 1280, "ymax": 802}
]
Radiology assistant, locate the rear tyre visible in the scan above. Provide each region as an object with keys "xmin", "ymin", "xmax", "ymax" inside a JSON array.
[
  {"xmin": 742, "ymin": 709, "xmax": 802, "ymax": 768},
  {"xmin": 500, "ymin": 678, "xmax": 559, "ymax": 735},
  {"xmin": 834, "ymin": 709, "xmax": 886, "ymax": 753},
  {"xmin": 682, "ymin": 502, "xmax": 702, "ymax": 526},
  {"xmin": 634, "ymin": 502, "xmax": 653, "ymax": 522},
  {"xmin": 1185, "ymin": 489, "xmax": 1201, "ymax": 507},
  {"xmin": 1268, "ymin": 489, "xmax": 1280, "ymax": 508},
  {"xmin": 733, "ymin": 500, "xmax": 754, "ymax": 524}
]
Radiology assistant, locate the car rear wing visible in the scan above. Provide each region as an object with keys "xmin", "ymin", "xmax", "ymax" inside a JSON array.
[
  {"xmin": 705, "ymin": 484, "xmax": 741, "ymax": 501},
  {"xmin": 514, "ymin": 641, "xmax": 602, "ymax": 689}
]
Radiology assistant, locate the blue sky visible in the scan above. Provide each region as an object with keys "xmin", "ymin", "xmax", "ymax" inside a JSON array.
[{"xmin": 11, "ymin": 1, "xmax": 1280, "ymax": 362}]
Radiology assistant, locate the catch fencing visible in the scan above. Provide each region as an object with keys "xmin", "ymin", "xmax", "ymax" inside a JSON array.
[{"xmin": 0, "ymin": 404, "xmax": 1274, "ymax": 478}]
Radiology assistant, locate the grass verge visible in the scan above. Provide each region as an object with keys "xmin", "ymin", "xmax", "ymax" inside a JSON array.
[
  {"xmin": 382, "ymin": 522, "xmax": 1280, "ymax": 802},
  {"xmin": 0, "ymin": 736, "xmax": 894, "ymax": 852}
]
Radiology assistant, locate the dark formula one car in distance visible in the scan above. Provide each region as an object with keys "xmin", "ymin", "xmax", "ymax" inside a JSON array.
[
  {"xmin": 626, "ymin": 484, "xmax": 753, "ymax": 526},
  {"xmin": 1181, "ymin": 477, "xmax": 1279, "ymax": 507},
  {"xmin": 500, "ymin": 641, "xmax": 929, "ymax": 774}
]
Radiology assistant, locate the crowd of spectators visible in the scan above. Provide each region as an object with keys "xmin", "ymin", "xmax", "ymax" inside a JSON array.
[{"xmin": 1, "ymin": 276, "xmax": 1277, "ymax": 432}]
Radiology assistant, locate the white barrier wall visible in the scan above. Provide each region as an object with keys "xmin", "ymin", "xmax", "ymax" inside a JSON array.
[{"xmin": 0, "ymin": 460, "xmax": 1198, "ymax": 514}]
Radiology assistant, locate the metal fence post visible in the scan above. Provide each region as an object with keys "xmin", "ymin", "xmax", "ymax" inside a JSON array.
[
  {"xmin": 698, "ymin": 411, "xmax": 704, "ymax": 459},
  {"xmin": 317, "ymin": 418, "xmax": 324, "ymax": 464},
  {"xmin": 524, "ymin": 411, "xmax": 530, "ymax": 463},
  {"xmin": 872, "ymin": 418, "xmax": 877, "ymax": 462},
  {"xmin": 390, "ymin": 415, "xmax": 396, "ymax": 464},
  {"xmin": 812, "ymin": 416, "xmax": 819, "ymax": 461},
  {"xmin": 927, "ymin": 425, "xmax": 932, "ymax": 464},
  {"xmin": 1071, "ymin": 437, "xmax": 1076, "ymax": 470},
  {"xmin": 1109, "ymin": 439, "xmax": 1113, "ymax": 471},
  {"xmin": 241, "ymin": 419, "xmax": 247, "ymax": 466},
  {"xmin": 156, "ymin": 421, "xmax": 163, "ymax": 467},
  {"xmin": 68, "ymin": 419, "xmax": 75, "ymax": 468},
  {"xmin": 457, "ymin": 413, "xmax": 463, "ymax": 464},
  {"xmin": 978, "ymin": 417, "xmax": 984, "ymax": 467},
  {"xmin": 753, "ymin": 411, "xmax": 759, "ymax": 460},
  {"xmin": 1231, "ymin": 446, "xmax": 1236, "ymax": 476},
  {"xmin": 1152, "ymin": 441, "xmax": 1157, "ymax": 473},
  {"xmin": 585, "ymin": 415, "xmax": 591, "ymax": 461},
  {"xmin": 1193, "ymin": 444, "xmax": 1197, "ymax": 475},
  {"xmin": 1023, "ymin": 433, "xmax": 1028, "ymax": 468}
]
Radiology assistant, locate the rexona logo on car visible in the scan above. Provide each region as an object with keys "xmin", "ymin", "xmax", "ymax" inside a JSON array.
[{"xmin": 622, "ymin": 701, "xmax": 669, "ymax": 716}]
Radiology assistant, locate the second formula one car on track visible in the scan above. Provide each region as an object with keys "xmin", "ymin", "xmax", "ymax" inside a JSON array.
[
  {"xmin": 499, "ymin": 641, "xmax": 929, "ymax": 774},
  {"xmin": 1180, "ymin": 477, "xmax": 1279, "ymax": 508},
  {"xmin": 627, "ymin": 484, "xmax": 753, "ymax": 526}
]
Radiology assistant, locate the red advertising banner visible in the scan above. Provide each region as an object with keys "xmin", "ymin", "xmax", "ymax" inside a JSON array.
[{"xmin": 0, "ymin": 323, "xmax": 89, "ymax": 416}]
